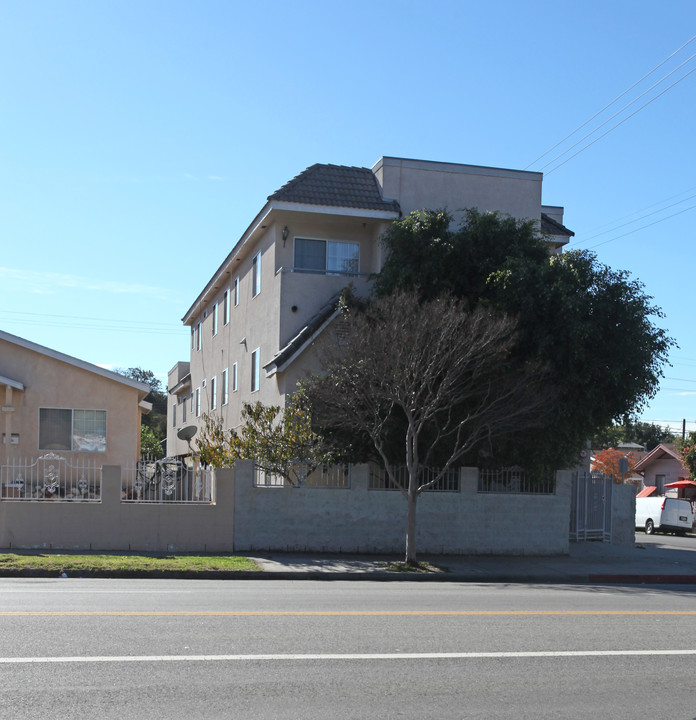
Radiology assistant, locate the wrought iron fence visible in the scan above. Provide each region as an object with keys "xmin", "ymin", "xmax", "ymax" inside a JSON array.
[
  {"xmin": 0, "ymin": 453, "xmax": 101, "ymax": 501},
  {"xmin": 478, "ymin": 467, "xmax": 555, "ymax": 494},
  {"xmin": 368, "ymin": 465, "xmax": 460, "ymax": 492},
  {"xmin": 122, "ymin": 458, "xmax": 215, "ymax": 503},
  {"xmin": 254, "ymin": 462, "xmax": 351, "ymax": 488}
]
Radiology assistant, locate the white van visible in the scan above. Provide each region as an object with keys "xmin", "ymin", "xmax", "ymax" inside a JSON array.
[{"xmin": 635, "ymin": 496, "xmax": 693, "ymax": 535}]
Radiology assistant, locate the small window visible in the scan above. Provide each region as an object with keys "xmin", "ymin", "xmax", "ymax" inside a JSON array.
[
  {"xmin": 2, "ymin": 433, "xmax": 19, "ymax": 445},
  {"xmin": 195, "ymin": 388, "xmax": 201, "ymax": 417},
  {"xmin": 191, "ymin": 327, "xmax": 195, "ymax": 350},
  {"xmin": 39, "ymin": 408, "xmax": 106, "ymax": 453},
  {"xmin": 232, "ymin": 362, "xmax": 238, "ymax": 392},
  {"xmin": 252, "ymin": 252, "xmax": 261, "ymax": 297},
  {"xmin": 182, "ymin": 399, "xmax": 187, "ymax": 423},
  {"xmin": 223, "ymin": 290, "xmax": 230, "ymax": 325},
  {"xmin": 251, "ymin": 349, "xmax": 260, "ymax": 392},
  {"xmin": 210, "ymin": 376, "xmax": 217, "ymax": 411},
  {"xmin": 294, "ymin": 238, "xmax": 359, "ymax": 275},
  {"xmin": 196, "ymin": 322, "xmax": 202, "ymax": 351},
  {"xmin": 222, "ymin": 368, "xmax": 229, "ymax": 405},
  {"xmin": 212, "ymin": 304, "xmax": 218, "ymax": 336},
  {"xmin": 172, "ymin": 403, "xmax": 177, "ymax": 427},
  {"xmin": 234, "ymin": 276, "xmax": 240, "ymax": 306}
]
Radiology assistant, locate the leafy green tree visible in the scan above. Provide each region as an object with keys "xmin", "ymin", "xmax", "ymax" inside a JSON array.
[
  {"xmin": 374, "ymin": 209, "xmax": 674, "ymax": 469},
  {"xmin": 302, "ymin": 291, "xmax": 553, "ymax": 563},
  {"xmin": 680, "ymin": 432, "xmax": 696, "ymax": 479},
  {"xmin": 114, "ymin": 367, "xmax": 168, "ymax": 442},
  {"xmin": 592, "ymin": 417, "xmax": 674, "ymax": 451},
  {"xmin": 194, "ymin": 399, "xmax": 334, "ymax": 483},
  {"xmin": 140, "ymin": 425, "xmax": 164, "ymax": 459}
]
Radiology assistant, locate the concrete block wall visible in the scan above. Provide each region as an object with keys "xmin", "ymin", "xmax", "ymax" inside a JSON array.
[
  {"xmin": 611, "ymin": 483, "xmax": 636, "ymax": 546},
  {"xmin": 0, "ymin": 466, "xmax": 235, "ymax": 552},
  {"xmin": 233, "ymin": 461, "xmax": 572, "ymax": 555}
]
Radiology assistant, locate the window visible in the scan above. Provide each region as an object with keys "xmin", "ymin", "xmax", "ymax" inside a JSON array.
[
  {"xmin": 232, "ymin": 362, "xmax": 238, "ymax": 392},
  {"xmin": 210, "ymin": 376, "xmax": 217, "ymax": 410},
  {"xmin": 172, "ymin": 403, "xmax": 177, "ymax": 427},
  {"xmin": 39, "ymin": 408, "xmax": 106, "ymax": 453},
  {"xmin": 223, "ymin": 289, "xmax": 230, "ymax": 325},
  {"xmin": 191, "ymin": 327, "xmax": 195, "ymax": 350},
  {"xmin": 195, "ymin": 388, "xmax": 201, "ymax": 417},
  {"xmin": 294, "ymin": 238, "xmax": 359, "ymax": 275},
  {"xmin": 182, "ymin": 398, "xmax": 187, "ymax": 423},
  {"xmin": 222, "ymin": 369, "xmax": 229, "ymax": 405},
  {"xmin": 252, "ymin": 252, "xmax": 261, "ymax": 297},
  {"xmin": 234, "ymin": 276, "xmax": 239, "ymax": 306},
  {"xmin": 2, "ymin": 433, "xmax": 19, "ymax": 445},
  {"xmin": 212, "ymin": 303, "xmax": 218, "ymax": 336},
  {"xmin": 251, "ymin": 349, "xmax": 260, "ymax": 392},
  {"xmin": 196, "ymin": 322, "xmax": 202, "ymax": 351}
]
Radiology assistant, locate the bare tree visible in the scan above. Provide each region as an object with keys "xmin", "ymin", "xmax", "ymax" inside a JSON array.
[{"xmin": 302, "ymin": 291, "xmax": 554, "ymax": 564}]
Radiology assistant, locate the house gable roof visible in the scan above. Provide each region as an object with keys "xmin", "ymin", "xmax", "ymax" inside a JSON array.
[
  {"xmin": 0, "ymin": 329, "xmax": 151, "ymax": 398},
  {"xmin": 268, "ymin": 164, "xmax": 401, "ymax": 213},
  {"xmin": 633, "ymin": 443, "xmax": 685, "ymax": 473}
]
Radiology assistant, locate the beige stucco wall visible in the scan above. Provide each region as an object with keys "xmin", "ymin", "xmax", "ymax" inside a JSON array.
[
  {"xmin": 0, "ymin": 338, "xmax": 144, "ymax": 466},
  {"xmin": 373, "ymin": 156, "xmax": 543, "ymax": 223}
]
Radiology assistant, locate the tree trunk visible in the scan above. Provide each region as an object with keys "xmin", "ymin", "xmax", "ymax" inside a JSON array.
[{"xmin": 405, "ymin": 491, "xmax": 417, "ymax": 563}]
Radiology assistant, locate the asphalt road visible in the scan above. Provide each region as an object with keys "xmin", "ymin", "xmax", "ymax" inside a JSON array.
[{"xmin": 0, "ymin": 579, "xmax": 695, "ymax": 719}]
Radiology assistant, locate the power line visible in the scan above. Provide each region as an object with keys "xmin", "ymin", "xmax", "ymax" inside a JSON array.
[
  {"xmin": 525, "ymin": 34, "xmax": 696, "ymax": 170},
  {"xmin": 544, "ymin": 64, "xmax": 696, "ymax": 176}
]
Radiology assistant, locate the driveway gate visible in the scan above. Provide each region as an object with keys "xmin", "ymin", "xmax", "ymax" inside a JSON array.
[{"xmin": 570, "ymin": 471, "xmax": 613, "ymax": 542}]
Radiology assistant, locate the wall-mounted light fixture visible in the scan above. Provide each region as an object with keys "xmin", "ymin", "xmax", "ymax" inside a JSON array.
[
  {"xmin": 240, "ymin": 337, "xmax": 247, "ymax": 350},
  {"xmin": 282, "ymin": 226, "xmax": 289, "ymax": 246}
]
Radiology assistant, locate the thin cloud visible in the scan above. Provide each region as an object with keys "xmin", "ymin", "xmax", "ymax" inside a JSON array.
[{"xmin": 0, "ymin": 267, "xmax": 176, "ymax": 300}]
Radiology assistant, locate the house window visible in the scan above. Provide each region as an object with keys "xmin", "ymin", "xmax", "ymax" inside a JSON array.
[
  {"xmin": 182, "ymin": 397, "xmax": 187, "ymax": 423},
  {"xmin": 2, "ymin": 433, "xmax": 19, "ymax": 445},
  {"xmin": 294, "ymin": 238, "xmax": 359, "ymax": 275},
  {"xmin": 39, "ymin": 408, "xmax": 106, "ymax": 453},
  {"xmin": 655, "ymin": 474, "xmax": 666, "ymax": 494},
  {"xmin": 210, "ymin": 376, "xmax": 217, "ymax": 411},
  {"xmin": 223, "ymin": 290, "xmax": 230, "ymax": 325},
  {"xmin": 252, "ymin": 252, "xmax": 261, "ymax": 297},
  {"xmin": 196, "ymin": 322, "xmax": 202, "ymax": 351},
  {"xmin": 251, "ymin": 348, "xmax": 260, "ymax": 392},
  {"xmin": 172, "ymin": 403, "xmax": 177, "ymax": 427},
  {"xmin": 222, "ymin": 368, "xmax": 229, "ymax": 405},
  {"xmin": 195, "ymin": 388, "xmax": 201, "ymax": 417},
  {"xmin": 191, "ymin": 327, "xmax": 195, "ymax": 350},
  {"xmin": 232, "ymin": 362, "xmax": 238, "ymax": 392},
  {"xmin": 234, "ymin": 276, "xmax": 240, "ymax": 306},
  {"xmin": 212, "ymin": 303, "xmax": 218, "ymax": 336}
]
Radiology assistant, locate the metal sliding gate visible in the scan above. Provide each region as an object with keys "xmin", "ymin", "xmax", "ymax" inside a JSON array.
[{"xmin": 570, "ymin": 471, "xmax": 613, "ymax": 543}]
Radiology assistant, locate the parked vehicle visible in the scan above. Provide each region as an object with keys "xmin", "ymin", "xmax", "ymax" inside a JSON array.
[{"xmin": 635, "ymin": 497, "xmax": 693, "ymax": 535}]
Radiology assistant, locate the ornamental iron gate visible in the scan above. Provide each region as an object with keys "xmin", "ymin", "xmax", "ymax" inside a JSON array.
[{"xmin": 569, "ymin": 471, "xmax": 613, "ymax": 543}]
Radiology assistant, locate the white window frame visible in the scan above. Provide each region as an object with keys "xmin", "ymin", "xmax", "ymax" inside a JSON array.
[
  {"xmin": 172, "ymin": 403, "xmax": 177, "ymax": 427},
  {"xmin": 212, "ymin": 303, "xmax": 218, "ymax": 336},
  {"xmin": 223, "ymin": 289, "xmax": 230, "ymax": 325},
  {"xmin": 195, "ymin": 388, "xmax": 201, "ymax": 417},
  {"xmin": 196, "ymin": 322, "xmax": 202, "ymax": 351},
  {"xmin": 293, "ymin": 237, "xmax": 360, "ymax": 275},
  {"xmin": 252, "ymin": 252, "xmax": 261, "ymax": 297},
  {"xmin": 38, "ymin": 408, "xmax": 107, "ymax": 453},
  {"xmin": 232, "ymin": 362, "xmax": 238, "ymax": 392},
  {"xmin": 251, "ymin": 348, "xmax": 260, "ymax": 393},
  {"xmin": 222, "ymin": 368, "xmax": 229, "ymax": 405},
  {"xmin": 234, "ymin": 276, "xmax": 240, "ymax": 306},
  {"xmin": 210, "ymin": 376, "xmax": 217, "ymax": 411}
]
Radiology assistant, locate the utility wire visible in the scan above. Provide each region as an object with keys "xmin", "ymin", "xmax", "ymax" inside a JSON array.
[
  {"xmin": 545, "ymin": 65, "xmax": 696, "ymax": 176},
  {"xmin": 585, "ymin": 201, "xmax": 696, "ymax": 249},
  {"xmin": 573, "ymin": 192, "xmax": 696, "ymax": 246},
  {"xmin": 525, "ymin": 34, "xmax": 696, "ymax": 169},
  {"xmin": 538, "ymin": 53, "xmax": 696, "ymax": 172}
]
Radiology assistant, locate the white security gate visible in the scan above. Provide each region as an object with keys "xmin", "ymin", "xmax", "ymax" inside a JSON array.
[{"xmin": 570, "ymin": 471, "xmax": 613, "ymax": 543}]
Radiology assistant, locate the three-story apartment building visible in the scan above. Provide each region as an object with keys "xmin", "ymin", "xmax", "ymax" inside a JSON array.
[{"xmin": 166, "ymin": 156, "xmax": 572, "ymax": 457}]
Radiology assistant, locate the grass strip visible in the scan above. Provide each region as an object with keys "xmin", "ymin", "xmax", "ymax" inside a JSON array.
[{"xmin": 0, "ymin": 552, "xmax": 259, "ymax": 574}]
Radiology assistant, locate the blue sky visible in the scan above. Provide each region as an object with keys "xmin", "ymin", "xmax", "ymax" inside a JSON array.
[{"xmin": 1, "ymin": 0, "xmax": 695, "ymax": 434}]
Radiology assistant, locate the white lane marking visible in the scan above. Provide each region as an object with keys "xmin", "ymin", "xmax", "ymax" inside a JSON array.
[{"xmin": 1, "ymin": 650, "xmax": 696, "ymax": 664}]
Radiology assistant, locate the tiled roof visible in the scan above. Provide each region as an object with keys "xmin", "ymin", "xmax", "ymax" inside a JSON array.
[
  {"xmin": 268, "ymin": 164, "xmax": 401, "ymax": 213},
  {"xmin": 541, "ymin": 213, "xmax": 574, "ymax": 237}
]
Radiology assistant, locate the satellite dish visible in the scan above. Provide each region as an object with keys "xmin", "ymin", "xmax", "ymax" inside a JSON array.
[{"xmin": 177, "ymin": 425, "xmax": 197, "ymax": 442}]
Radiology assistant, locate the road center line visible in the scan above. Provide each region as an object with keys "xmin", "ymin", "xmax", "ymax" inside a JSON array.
[
  {"xmin": 1, "ymin": 650, "xmax": 696, "ymax": 664},
  {"xmin": 1, "ymin": 610, "xmax": 696, "ymax": 617}
]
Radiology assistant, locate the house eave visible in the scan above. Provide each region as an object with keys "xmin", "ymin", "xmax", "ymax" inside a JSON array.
[{"xmin": 0, "ymin": 374, "xmax": 25, "ymax": 392}]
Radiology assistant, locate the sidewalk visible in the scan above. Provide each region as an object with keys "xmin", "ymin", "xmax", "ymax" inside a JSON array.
[{"xmin": 247, "ymin": 535, "xmax": 696, "ymax": 583}]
